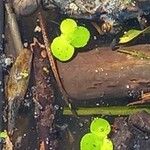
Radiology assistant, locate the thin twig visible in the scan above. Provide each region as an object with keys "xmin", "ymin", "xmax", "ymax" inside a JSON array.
[{"xmin": 117, "ymin": 49, "xmax": 150, "ymax": 60}]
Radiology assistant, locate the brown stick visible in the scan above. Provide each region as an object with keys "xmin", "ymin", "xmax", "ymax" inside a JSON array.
[{"xmin": 31, "ymin": 37, "xmax": 58, "ymax": 150}]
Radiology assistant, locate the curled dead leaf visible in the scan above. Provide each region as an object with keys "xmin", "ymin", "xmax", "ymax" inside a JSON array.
[{"xmin": 6, "ymin": 48, "xmax": 32, "ymax": 134}]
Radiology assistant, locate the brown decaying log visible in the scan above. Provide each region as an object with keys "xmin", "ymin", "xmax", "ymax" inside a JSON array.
[
  {"xmin": 31, "ymin": 37, "xmax": 58, "ymax": 150},
  {"xmin": 56, "ymin": 44, "xmax": 150, "ymax": 103}
]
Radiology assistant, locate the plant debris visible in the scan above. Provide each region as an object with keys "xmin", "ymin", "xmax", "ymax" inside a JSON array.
[
  {"xmin": 119, "ymin": 26, "xmax": 150, "ymax": 44},
  {"xmin": 30, "ymin": 18, "xmax": 59, "ymax": 149},
  {"xmin": 6, "ymin": 48, "xmax": 32, "ymax": 135}
]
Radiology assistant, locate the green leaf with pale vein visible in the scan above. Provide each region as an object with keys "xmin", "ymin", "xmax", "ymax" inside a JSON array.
[{"xmin": 119, "ymin": 26, "xmax": 150, "ymax": 44}]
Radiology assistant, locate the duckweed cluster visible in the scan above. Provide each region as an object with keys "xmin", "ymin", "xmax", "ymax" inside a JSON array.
[
  {"xmin": 80, "ymin": 118, "xmax": 113, "ymax": 150},
  {"xmin": 50, "ymin": 18, "xmax": 90, "ymax": 61}
]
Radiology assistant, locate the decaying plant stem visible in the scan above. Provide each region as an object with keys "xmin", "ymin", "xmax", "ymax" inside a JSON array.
[
  {"xmin": 5, "ymin": 3, "xmax": 23, "ymax": 56},
  {"xmin": 63, "ymin": 105, "xmax": 150, "ymax": 116},
  {"xmin": 117, "ymin": 49, "xmax": 150, "ymax": 60}
]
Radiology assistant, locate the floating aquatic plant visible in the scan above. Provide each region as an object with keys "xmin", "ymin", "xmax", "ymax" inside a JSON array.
[
  {"xmin": 60, "ymin": 18, "xmax": 77, "ymax": 34},
  {"xmin": 50, "ymin": 18, "xmax": 90, "ymax": 61},
  {"xmin": 80, "ymin": 118, "xmax": 113, "ymax": 150},
  {"xmin": 101, "ymin": 138, "xmax": 113, "ymax": 150},
  {"xmin": 69, "ymin": 26, "xmax": 90, "ymax": 48},
  {"xmin": 51, "ymin": 36, "xmax": 74, "ymax": 61},
  {"xmin": 80, "ymin": 133, "xmax": 102, "ymax": 150},
  {"xmin": 90, "ymin": 118, "xmax": 111, "ymax": 138}
]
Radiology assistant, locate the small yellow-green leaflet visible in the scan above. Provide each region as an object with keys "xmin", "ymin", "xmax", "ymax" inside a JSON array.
[
  {"xmin": 119, "ymin": 26, "xmax": 150, "ymax": 44},
  {"xmin": 0, "ymin": 131, "xmax": 8, "ymax": 138}
]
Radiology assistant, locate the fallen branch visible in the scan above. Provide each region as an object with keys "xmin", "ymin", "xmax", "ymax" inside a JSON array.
[{"xmin": 56, "ymin": 44, "xmax": 150, "ymax": 102}]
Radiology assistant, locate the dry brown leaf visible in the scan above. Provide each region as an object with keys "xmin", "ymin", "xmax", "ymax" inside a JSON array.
[{"xmin": 6, "ymin": 48, "xmax": 32, "ymax": 134}]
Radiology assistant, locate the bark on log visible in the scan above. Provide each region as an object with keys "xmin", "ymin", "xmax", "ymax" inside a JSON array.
[{"xmin": 56, "ymin": 44, "xmax": 150, "ymax": 102}]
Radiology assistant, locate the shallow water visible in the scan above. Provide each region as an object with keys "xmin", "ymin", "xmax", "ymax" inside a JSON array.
[{"xmin": 5, "ymin": 6, "xmax": 150, "ymax": 150}]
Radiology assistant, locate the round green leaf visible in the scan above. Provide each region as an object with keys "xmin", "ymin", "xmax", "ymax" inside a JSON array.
[
  {"xmin": 60, "ymin": 18, "xmax": 77, "ymax": 34},
  {"xmin": 80, "ymin": 133, "xmax": 102, "ymax": 150},
  {"xmin": 70, "ymin": 26, "xmax": 90, "ymax": 48},
  {"xmin": 50, "ymin": 36, "xmax": 75, "ymax": 61},
  {"xmin": 90, "ymin": 118, "xmax": 111, "ymax": 138},
  {"xmin": 101, "ymin": 138, "xmax": 113, "ymax": 150}
]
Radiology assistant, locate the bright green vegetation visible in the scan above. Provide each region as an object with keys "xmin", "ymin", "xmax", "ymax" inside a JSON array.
[
  {"xmin": 69, "ymin": 26, "xmax": 90, "ymax": 48},
  {"xmin": 60, "ymin": 18, "xmax": 77, "ymax": 34},
  {"xmin": 80, "ymin": 118, "xmax": 113, "ymax": 150},
  {"xmin": 101, "ymin": 138, "xmax": 113, "ymax": 150},
  {"xmin": 90, "ymin": 118, "xmax": 111, "ymax": 138},
  {"xmin": 80, "ymin": 133, "xmax": 102, "ymax": 150},
  {"xmin": 51, "ymin": 36, "xmax": 74, "ymax": 61},
  {"xmin": 50, "ymin": 18, "xmax": 90, "ymax": 61}
]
